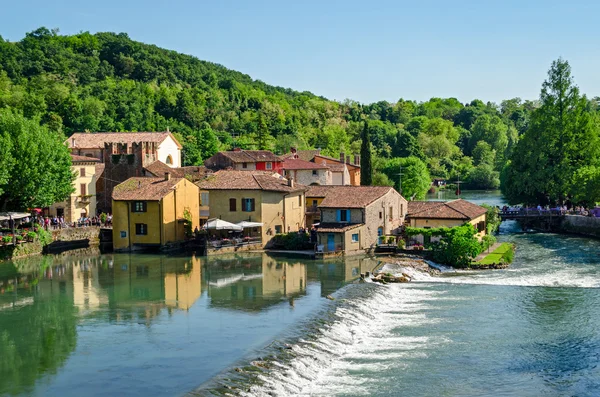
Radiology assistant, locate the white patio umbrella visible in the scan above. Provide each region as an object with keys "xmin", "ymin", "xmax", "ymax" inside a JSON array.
[
  {"xmin": 0, "ymin": 212, "xmax": 31, "ymax": 221},
  {"xmin": 236, "ymin": 221, "xmax": 263, "ymax": 228},
  {"xmin": 203, "ymin": 218, "xmax": 243, "ymax": 231}
]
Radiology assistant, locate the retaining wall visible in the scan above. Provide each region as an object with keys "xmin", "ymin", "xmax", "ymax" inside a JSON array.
[{"xmin": 560, "ymin": 215, "xmax": 600, "ymax": 238}]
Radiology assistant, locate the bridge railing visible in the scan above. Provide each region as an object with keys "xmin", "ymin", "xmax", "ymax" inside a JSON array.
[{"xmin": 500, "ymin": 209, "xmax": 586, "ymax": 217}]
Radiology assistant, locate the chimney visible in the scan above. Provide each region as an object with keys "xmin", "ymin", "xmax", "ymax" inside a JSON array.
[
  {"xmin": 346, "ymin": 155, "xmax": 351, "ymax": 164},
  {"xmin": 290, "ymin": 147, "xmax": 297, "ymax": 154},
  {"xmin": 287, "ymin": 177, "xmax": 294, "ymax": 188},
  {"xmin": 340, "ymin": 152, "xmax": 345, "ymax": 163},
  {"xmin": 233, "ymin": 147, "xmax": 241, "ymax": 152},
  {"xmin": 164, "ymin": 172, "xmax": 171, "ymax": 181},
  {"xmin": 71, "ymin": 138, "xmax": 76, "ymax": 147},
  {"xmin": 354, "ymin": 155, "xmax": 360, "ymax": 166}
]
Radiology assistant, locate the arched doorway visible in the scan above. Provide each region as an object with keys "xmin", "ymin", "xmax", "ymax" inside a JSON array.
[{"xmin": 166, "ymin": 155, "xmax": 173, "ymax": 165}]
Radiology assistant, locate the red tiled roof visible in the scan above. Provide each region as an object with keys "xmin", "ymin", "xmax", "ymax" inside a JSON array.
[
  {"xmin": 70, "ymin": 154, "xmax": 100, "ymax": 163},
  {"xmin": 66, "ymin": 132, "xmax": 182, "ymax": 149},
  {"xmin": 282, "ymin": 149, "xmax": 321, "ymax": 162},
  {"xmin": 219, "ymin": 150, "xmax": 281, "ymax": 163},
  {"xmin": 112, "ymin": 177, "xmax": 185, "ymax": 201},
  {"xmin": 314, "ymin": 154, "xmax": 360, "ymax": 170},
  {"xmin": 196, "ymin": 170, "xmax": 306, "ymax": 193},
  {"xmin": 144, "ymin": 161, "xmax": 211, "ymax": 181},
  {"xmin": 306, "ymin": 185, "xmax": 338, "ymax": 198},
  {"xmin": 318, "ymin": 186, "xmax": 396, "ymax": 208},
  {"xmin": 407, "ymin": 199, "xmax": 487, "ymax": 220},
  {"xmin": 282, "ymin": 158, "xmax": 329, "ymax": 170},
  {"xmin": 317, "ymin": 223, "xmax": 364, "ymax": 233}
]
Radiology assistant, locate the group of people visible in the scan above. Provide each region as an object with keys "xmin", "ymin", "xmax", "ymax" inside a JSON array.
[{"xmin": 501, "ymin": 205, "xmax": 597, "ymax": 217}]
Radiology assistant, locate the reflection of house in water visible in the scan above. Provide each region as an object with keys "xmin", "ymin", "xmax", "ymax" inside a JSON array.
[
  {"xmin": 204, "ymin": 253, "xmax": 306, "ymax": 312},
  {"xmin": 98, "ymin": 254, "xmax": 202, "ymax": 322},
  {"xmin": 311, "ymin": 257, "xmax": 381, "ymax": 297}
]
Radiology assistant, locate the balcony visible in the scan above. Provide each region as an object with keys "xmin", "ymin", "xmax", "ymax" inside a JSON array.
[{"xmin": 306, "ymin": 205, "xmax": 319, "ymax": 214}]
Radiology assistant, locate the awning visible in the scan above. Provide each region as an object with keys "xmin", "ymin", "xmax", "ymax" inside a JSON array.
[
  {"xmin": 0, "ymin": 212, "xmax": 31, "ymax": 221},
  {"xmin": 236, "ymin": 221, "xmax": 263, "ymax": 228},
  {"xmin": 203, "ymin": 218, "xmax": 243, "ymax": 231}
]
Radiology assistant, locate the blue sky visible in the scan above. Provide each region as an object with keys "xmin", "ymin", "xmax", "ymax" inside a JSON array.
[{"xmin": 2, "ymin": 0, "xmax": 599, "ymax": 104}]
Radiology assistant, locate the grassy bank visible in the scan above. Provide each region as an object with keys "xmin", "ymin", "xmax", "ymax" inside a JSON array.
[{"xmin": 472, "ymin": 243, "xmax": 515, "ymax": 268}]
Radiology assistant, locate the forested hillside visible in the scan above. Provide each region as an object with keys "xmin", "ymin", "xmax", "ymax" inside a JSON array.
[{"xmin": 0, "ymin": 27, "xmax": 543, "ymax": 199}]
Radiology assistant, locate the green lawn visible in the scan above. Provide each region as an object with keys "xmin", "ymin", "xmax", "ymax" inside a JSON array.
[{"xmin": 473, "ymin": 243, "xmax": 514, "ymax": 266}]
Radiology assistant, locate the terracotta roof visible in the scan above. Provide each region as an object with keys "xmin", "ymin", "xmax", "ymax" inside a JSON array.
[
  {"xmin": 314, "ymin": 154, "xmax": 360, "ymax": 170},
  {"xmin": 66, "ymin": 132, "xmax": 182, "ymax": 149},
  {"xmin": 144, "ymin": 161, "xmax": 211, "ymax": 181},
  {"xmin": 282, "ymin": 149, "xmax": 321, "ymax": 162},
  {"xmin": 70, "ymin": 154, "xmax": 100, "ymax": 163},
  {"xmin": 282, "ymin": 158, "xmax": 329, "ymax": 170},
  {"xmin": 407, "ymin": 199, "xmax": 487, "ymax": 220},
  {"xmin": 112, "ymin": 177, "xmax": 183, "ymax": 201},
  {"xmin": 219, "ymin": 150, "xmax": 281, "ymax": 163},
  {"xmin": 197, "ymin": 170, "xmax": 306, "ymax": 193},
  {"xmin": 317, "ymin": 223, "xmax": 364, "ymax": 233},
  {"xmin": 306, "ymin": 185, "xmax": 338, "ymax": 198},
  {"xmin": 318, "ymin": 186, "xmax": 396, "ymax": 208},
  {"xmin": 95, "ymin": 163, "xmax": 105, "ymax": 176}
]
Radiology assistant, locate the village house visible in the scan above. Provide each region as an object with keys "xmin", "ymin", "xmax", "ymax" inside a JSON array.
[
  {"xmin": 67, "ymin": 131, "xmax": 182, "ymax": 167},
  {"xmin": 284, "ymin": 148, "xmax": 361, "ymax": 185},
  {"xmin": 196, "ymin": 171, "xmax": 306, "ymax": 247},
  {"xmin": 50, "ymin": 154, "xmax": 100, "ymax": 223},
  {"xmin": 314, "ymin": 186, "xmax": 407, "ymax": 255},
  {"xmin": 281, "ymin": 158, "xmax": 332, "ymax": 186},
  {"xmin": 204, "ymin": 149, "xmax": 283, "ymax": 173},
  {"xmin": 112, "ymin": 173, "xmax": 200, "ymax": 251},
  {"xmin": 66, "ymin": 131, "xmax": 184, "ymax": 213},
  {"xmin": 304, "ymin": 185, "xmax": 334, "ymax": 226},
  {"xmin": 406, "ymin": 199, "xmax": 488, "ymax": 245}
]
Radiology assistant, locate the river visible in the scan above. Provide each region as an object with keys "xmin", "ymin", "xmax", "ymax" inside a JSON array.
[{"xmin": 1, "ymin": 191, "xmax": 599, "ymax": 396}]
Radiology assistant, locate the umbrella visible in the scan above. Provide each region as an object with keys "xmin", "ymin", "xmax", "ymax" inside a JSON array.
[
  {"xmin": 203, "ymin": 218, "xmax": 243, "ymax": 231},
  {"xmin": 236, "ymin": 221, "xmax": 263, "ymax": 228},
  {"xmin": 0, "ymin": 212, "xmax": 31, "ymax": 221}
]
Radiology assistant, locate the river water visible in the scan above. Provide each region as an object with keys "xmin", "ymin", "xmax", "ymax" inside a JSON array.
[{"xmin": 1, "ymin": 191, "xmax": 599, "ymax": 396}]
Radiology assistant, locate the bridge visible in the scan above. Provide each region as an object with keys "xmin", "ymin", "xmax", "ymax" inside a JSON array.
[{"xmin": 500, "ymin": 209, "xmax": 567, "ymax": 221}]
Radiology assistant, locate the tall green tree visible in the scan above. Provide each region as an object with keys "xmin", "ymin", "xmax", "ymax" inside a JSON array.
[
  {"xmin": 0, "ymin": 110, "xmax": 74, "ymax": 210},
  {"xmin": 503, "ymin": 59, "xmax": 600, "ymax": 205},
  {"xmin": 381, "ymin": 157, "xmax": 431, "ymax": 200},
  {"xmin": 360, "ymin": 121, "xmax": 372, "ymax": 186}
]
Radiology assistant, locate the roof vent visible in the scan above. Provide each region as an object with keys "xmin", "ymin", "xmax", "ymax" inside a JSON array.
[{"xmin": 288, "ymin": 178, "xmax": 294, "ymax": 188}]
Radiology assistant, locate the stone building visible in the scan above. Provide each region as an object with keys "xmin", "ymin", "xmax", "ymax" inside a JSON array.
[
  {"xmin": 281, "ymin": 158, "xmax": 332, "ymax": 186},
  {"xmin": 50, "ymin": 154, "xmax": 100, "ymax": 223},
  {"xmin": 314, "ymin": 186, "xmax": 407, "ymax": 255},
  {"xmin": 204, "ymin": 149, "xmax": 283, "ymax": 173}
]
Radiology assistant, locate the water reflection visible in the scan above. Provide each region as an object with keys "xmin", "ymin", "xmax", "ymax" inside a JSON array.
[{"xmin": 0, "ymin": 251, "xmax": 378, "ymax": 396}]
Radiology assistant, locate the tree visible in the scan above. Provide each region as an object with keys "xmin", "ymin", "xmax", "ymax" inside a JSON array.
[
  {"xmin": 467, "ymin": 164, "xmax": 500, "ymax": 189},
  {"xmin": 431, "ymin": 224, "xmax": 482, "ymax": 268},
  {"xmin": 503, "ymin": 59, "xmax": 600, "ymax": 205},
  {"xmin": 0, "ymin": 110, "xmax": 74, "ymax": 210},
  {"xmin": 381, "ymin": 157, "xmax": 431, "ymax": 200},
  {"xmin": 360, "ymin": 121, "xmax": 372, "ymax": 186}
]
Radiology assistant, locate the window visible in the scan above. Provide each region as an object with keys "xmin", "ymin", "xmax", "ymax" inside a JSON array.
[
  {"xmin": 312, "ymin": 170, "xmax": 318, "ymax": 176},
  {"xmin": 312, "ymin": 199, "xmax": 318, "ymax": 206},
  {"xmin": 80, "ymin": 184, "xmax": 86, "ymax": 195},
  {"xmin": 242, "ymin": 162, "xmax": 247, "ymax": 169},
  {"xmin": 389, "ymin": 206, "xmax": 393, "ymax": 220},
  {"xmin": 242, "ymin": 198, "xmax": 255, "ymax": 212},
  {"xmin": 201, "ymin": 192, "xmax": 209, "ymax": 206},
  {"xmin": 275, "ymin": 225, "xmax": 282, "ymax": 234},
  {"xmin": 351, "ymin": 233, "xmax": 359, "ymax": 243},
  {"xmin": 135, "ymin": 223, "xmax": 147, "ymax": 235},
  {"xmin": 337, "ymin": 209, "xmax": 350, "ymax": 222},
  {"xmin": 166, "ymin": 155, "xmax": 173, "ymax": 165},
  {"xmin": 266, "ymin": 162, "xmax": 272, "ymax": 170},
  {"xmin": 132, "ymin": 201, "xmax": 147, "ymax": 212},
  {"xmin": 379, "ymin": 211, "xmax": 382, "ymax": 219},
  {"xmin": 229, "ymin": 198, "xmax": 237, "ymax": 212},
  {"xmin": 80, "ymin": 168, "xmax": 86, "ymax": 177},
  {"xmin": 298, "ymin": 195, "xmax": 302, "ymax": 207},
  {"xmin": 401, "ymin": 203, "xmax": 404, "ymax": 216}
]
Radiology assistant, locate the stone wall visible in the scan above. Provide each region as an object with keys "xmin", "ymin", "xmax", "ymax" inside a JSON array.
[{"xmin": 560, "ymin": 215, "xmax": 600, "ymax": 238}]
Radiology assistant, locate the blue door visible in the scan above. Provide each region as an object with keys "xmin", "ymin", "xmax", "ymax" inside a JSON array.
[{"xmin": 327, "ymin": 233, "xmax": 335, "ymax": 252}]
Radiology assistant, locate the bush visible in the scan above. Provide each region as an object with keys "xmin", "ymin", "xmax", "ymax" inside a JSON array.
[
  {"xmin": 480, "ymin": 234, "xmax": 496, "ymax": 251},
  {"xmin": 100, "ymin": 213, "xmax": 107, "ymax": 224},
  {"xmin": 36, "ymin": 228, "xmax": 53, "ymax": 246},
  {"xmin": 2, "ymin": 235, "xmax": 12, "ymax": 243},
  {"xmin": 15, "ymin": 235, "xmax": 23, "ymax": 242},
  {"xmin": 271, "ymin": 232, "xmax": 312, "ymax": 250},
  {"xmin": 26, "ymin": 231, "xmax": 37, "ymax": 241},
  {"xmin": 431, "ymin": 224, "xmax": 482, "ymax": 268},
  {"xmin": 397, "ymin": 239, "xmax": 405, "ymax": 249},
  {"xmin": 387, "ymin": 236, "xmax": 395, "ymax": 244}
]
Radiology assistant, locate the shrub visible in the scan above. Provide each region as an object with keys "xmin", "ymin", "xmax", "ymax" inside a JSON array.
[
  {"xmin": 36, "ymin": 228, "xmax": 53, "ymax": 246},
  {"xmin": 2, "ymin": 235, "xmax": 12, "ymax": 243},
  {"xmin": 387, "ymin": 236, "xmax": 395, "ymax": 244},
  {"xmin": 480, "ymin": 234, "xmax": 497, "ymax": 251},
  {"xmin": 100, "ymin": 213, "xmax": 107, "ymax": 224},
  {"xmin": 271, "ymin": 232, "xmax": 312, "ymax": 250},
  {"xmin": 15, "ymin": 235, "xmax": 23, "ymax": 242},
  {"xmin": 397, "ymin": 239, "xmax": 405, "ymax": 249},
  {"xmin": 27, "ymin": 231, "xmax": 37, "ymax": 240}
]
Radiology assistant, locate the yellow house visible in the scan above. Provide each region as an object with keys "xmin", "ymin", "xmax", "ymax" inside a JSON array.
[
  {"xmin": 112, "ymin": 173, "xmax": 200, "ymax": 251},
  {"xmin": 406, "ymin": 199, "xmax": 488, "ymax": 244},
  {"xmin": 50, "ymin": 154, "xmax": 100, "ymax": 223},
  {"xmin": 197, "ymin": 170, "xmax": 307, "ymax": 247}
]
